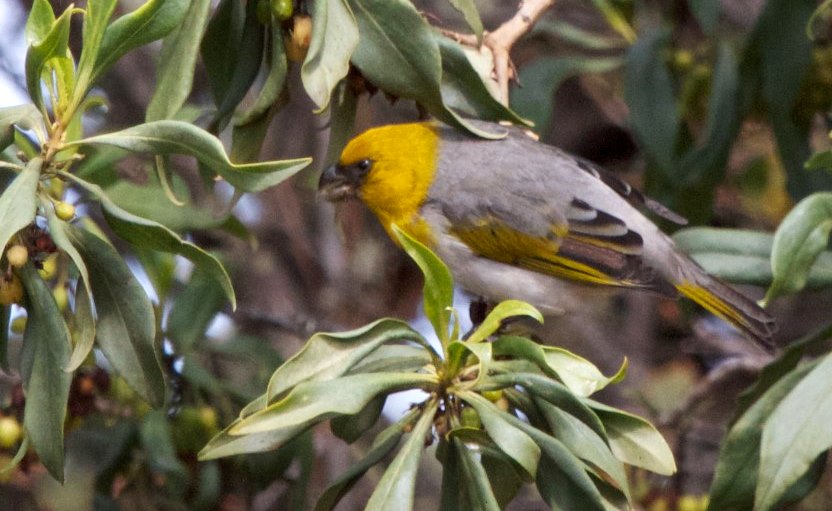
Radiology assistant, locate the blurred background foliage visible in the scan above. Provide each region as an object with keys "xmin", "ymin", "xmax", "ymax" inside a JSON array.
[{"xmin": 1, "ymin": 0, "xmax": 832, "ymax": 509}]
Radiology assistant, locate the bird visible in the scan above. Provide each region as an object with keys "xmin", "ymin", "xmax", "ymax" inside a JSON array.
[{"xmin": 318, "ymin": 120, "xmax": 776, "ymax": 350}]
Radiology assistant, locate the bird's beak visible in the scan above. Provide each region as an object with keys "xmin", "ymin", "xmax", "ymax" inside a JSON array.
[{"xmin": 318, "ymin": 164, "xmax": 355, "ymax": 202}]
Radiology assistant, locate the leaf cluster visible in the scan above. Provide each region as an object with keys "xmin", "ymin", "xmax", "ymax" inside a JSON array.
[{"xmin": 199, "ymin": 228, "xmax": 676, "ymax": 510}]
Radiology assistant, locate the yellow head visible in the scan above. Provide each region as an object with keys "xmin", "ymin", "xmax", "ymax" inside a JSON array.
[{"xmin": 318, "ymin": 122, "xmax": 440, "ymax": 240}]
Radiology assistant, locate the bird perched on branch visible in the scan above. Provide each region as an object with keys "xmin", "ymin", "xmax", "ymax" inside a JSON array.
[{"xmin": 318, "ymin": 120, "xmax": 776, "ymax": 350}]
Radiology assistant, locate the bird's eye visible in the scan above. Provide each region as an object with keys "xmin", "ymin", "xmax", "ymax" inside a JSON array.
[{"xmin": 357, "ymin": 159, "xmax": 372, "ymax": 172}]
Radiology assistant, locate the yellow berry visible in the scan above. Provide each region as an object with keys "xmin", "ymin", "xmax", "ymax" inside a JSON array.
[
  {"xmin": 110, "ymin": 376, "xmax": 136, "ymax": 404},
  {"xmin": 481, "ymin": 389, "xmax": 504, "ymax": 402},
  {"xmin": 55, "ymin": 201, "xmax": 75, "ymax": 221},
  {"xmin": 38, "ymin": 255, "xmax": 57, "ymax": 280},
  {"xmin": 0, "ymin": 417, "xmax": 22, "ymax": 449},
  {"xmin": 5, "ymin": 245, "xmax": 28, "ymax": 269},
  {"xmin": 0, "ymin": 274, "xmax": 23, "ymax": 305},
  {"xmin": 673, "ymin": 50, "xmax": 694, "ymax": 70},
  {"xmin": 10, "ymin": 316, "xmax": 26, "ymax": 334},
  {"xmin": 677, "ymin": 495, "xmax": 700, "ymax": 511},
  {"xmin": 53, "ymin": 285, "xmax": 68, "ymax": 311},
  {"xmin": 271, "ymin": 0, "xmax": 293, "ymax": 21},
  {"xmin": 198, "ymin": 406, "xmax": 219, "ymax": 432}
]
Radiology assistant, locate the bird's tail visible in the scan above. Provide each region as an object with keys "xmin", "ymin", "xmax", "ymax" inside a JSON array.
[{"xmin": 675, "ymin": 270, "xmax": 777, "ymax": 351}]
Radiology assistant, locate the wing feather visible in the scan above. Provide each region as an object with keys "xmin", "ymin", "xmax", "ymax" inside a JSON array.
[{"xmin": 449, "ymin": 209, "xmax": 673, "ymax": 295}]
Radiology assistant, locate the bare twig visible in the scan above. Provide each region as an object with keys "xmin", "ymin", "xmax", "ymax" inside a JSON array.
[
  {"xmin": 442, "ymin": 0, "xmax": 558, "ymax": 105},
  {"xmin": 485, "ymin": 0, "xmax": 558, "ymax": 104}
]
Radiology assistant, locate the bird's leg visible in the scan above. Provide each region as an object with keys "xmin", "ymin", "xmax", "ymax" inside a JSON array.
[{"xmin": 463, "ymin": 296, "xmax": 492, "ymax": 339}]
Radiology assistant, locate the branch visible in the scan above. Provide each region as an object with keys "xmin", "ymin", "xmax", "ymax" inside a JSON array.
[{"xmin": 484, "ymin": 0, "xmax": 558, "ymax": 105}]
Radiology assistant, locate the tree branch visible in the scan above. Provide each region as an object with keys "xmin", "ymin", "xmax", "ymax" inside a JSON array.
[{"xmin": 484, "ymin": 0, "xmax": 558, "ymax": 105}]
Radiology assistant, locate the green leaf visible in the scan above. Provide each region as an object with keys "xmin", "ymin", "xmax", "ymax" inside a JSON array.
[
  {"xmin": 805, "ymin": 149, "xmax": 832, "ymax": 172},
  {"xmin": 543, "ymin": 346, "xmax": 627, "ymax": 397},
  {"xmin": 192, "ymin": 461, "xmax": 222, "ymax": 510},
  {"xmin": 64, "ymin": 173, "xmax": 236, "ymax": 308},
  {"xmin": 42, "ymin": 196, "xmax": 92, "ymax": 302},
  {"xmin": 766, "ymin": 193, "xmax": 832, "ymax": 303},
  {"xmin": 463, "ymin": 392, "xmax": 605, "ymax": 511},
  {"xmin": 511, "ymin": 56, "xmax": 622, "ymax": 136},
  {"xmin": 140, "ymin": 410, "xmax": 189, "ymax": 493},
  {"xmin": 456, "ymin": 439, "xmax": 501, "ymax": 511},
  {"xmin": 756, "ymin": 352, "xmax": 832, "ymax": 510},
  {"xmin": 348, "ymin": 344, "xmax": 433, "ymax": 374},
  {"xmin": 0, "ymin": 157, "xmax": 41, "ymax": 258},
  {"xmin": 166, "ymin": 266, "xmax": 227, "ymax": 352},
  {"xmin": 302, "ymin": 0, "xmax": 359, "ymax": 110},
  {"xmin": 69, "ymin": 120, "xmax": 311, "ymax": 192},
  {"xmin": 439, "ymin": 439, "xmax": 465, "ymax": 511},
  {"xmin": 198, "ymin": 415, "xmax": 307, "ymax": 460},
  {"xmin": 71, "ymin": 0, "xmax": 118, "ymax": 115},
  {"xmin": 745, "ymin": 0, "xmax": 827, "ymax": 200},
  {"xmin": 266, "ymin": 318, "xmax": 428, "ymax": 402},
  {"xmin": 230, "ymin": 104, "xmax": 279, "ymax": 164},
  {"xmin": 736, "ymin": 323, "xmax": 832, "ymax": 417},
  {"xmin": 94, "ymin": 0, "xmax": 190, "ymax": 84},
  {"xmin": 708, "ymin": 360, "xmax": 818, "ymax": 510},
  {"xmin": 532, "ymin": 20, "xmax": 626, "ymax": 51},
  {"xmin": 673, "ymin": 227, "xmax": 774, "ymax": 258},
  {"xmin": 204, "ymin": 0, "xmax": 265, "ymax": 131},
  {"xmin": 18, "ymin": 263, "xmax": 71, "ymax": 482},
  {"xmin": 103, "ymin": 177, "xmax": 231, "ymax": 231},
  {"xmin": 480, "ymin": 445, "xmax": 526, "ymax": 509},
  {"xmin": 535, "ymin": 398, "xmax": 630, "ymax": 499},
  {"xmin": 590, "ymin": 0, "xmax": 636, "ymax": 42},
  {"xmin": 321, "ymin": 80, "xmax": 357, "ymax": 167},
  {"xmin": 347, "ymin": 0, "xmax": 440, "ymax": 109},
  {"xmin": 808, "ymin": 0, "xmax": 832, "ymax": 39},
  {"xmin": 235, "ymin": 23, "xmax": 288, "ymax": 127},
  {"xmin": 72, "ymin": 145, "xmax": 126, "ymax": 185},
  {"xmin": 0, "ymin": 436, "xmax": 29, "ymax": 478},
  {"xmin": 0, "ymin": 104, "xmax": 47, "ymax": 145},
  {"xmin": 392, "ymin": 225, "xmax": 453, "ymax": 344},
  {"xmin": 436, "ymin": 35, "xmax": 529, "ymax": 126},
  {"xmin": 146, "ymin": 0, "xmax": 213, "ymax": 121},
  {"xmin": 0, "ymin": 306, "xmax": 9, "ymax": 373},
  {"xmin": 347, "ymin": 0, "xmax": 499, "ymax": 138},
  {"xmin": 586, "ymin": 400, "xmax": 676, "ymax": 475},
  {"xmin": 65, "ymin": 279, "xmax": 96, "ymax": 372},
  {"xmin": 472, "ymin": 392, "xmax": 541, "ymax": 479},
  {"xmin": 201, "ymin": 0, "xmax": 244, "ymax": 107},
  {"xmin": 446, "ymin": 0, "xmax": 483, "ymax": 40},
  {"xmin": 315, "ymin": 411, "xmax": 418, "ymax": 511},
  {"xmin": 447, "ymin": 340, "xmax": 491, "ymax": 386},
  {"xmin": 365, "ymin": 400, "xmax": 438, "ymax": 511},
  {"xmin": 133, "ymin": 249, "xmax": 177, "ymax": 302},
  {"xmin": 677, "ymin": 44, "xmax": 741, "ymax": 185},
  {"xmin": 235, "ymin": 372, "xmax": 438, "ymax": 435},
  {"xmin": 25, "ymin": 6, "xmax": 73, "ymax": 114},
  {"xmin": 624, "ymin": 29, "xmax": 679, "ymax": 176},
  {"xmin": 536, "ymin": 455, "xmax": 602, "ymax": 511},
  {"xmin": 492, "ymin": 336, "xmax": 624, "ymax": 397},
  {"xmin": 67, "ymin": 226, "xmax": 165, "ymax": 407},
  {"xmin": 484, "ymin": 371, "xmax": 607, "ymax": 439},
  {"xmin": 25, "ymin": 0, "xmax": 56, "ymax": 44},
  {"xmin": 330, "ymin": 394, "xmax": 386, "ymax": 444},
  {"xmin": 674, "ymin": 227, "xmax": 832, "ymax": 288},
  {"xmin": 466, "ymin": 300, "xmax": 542, "ymax": 344}
]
